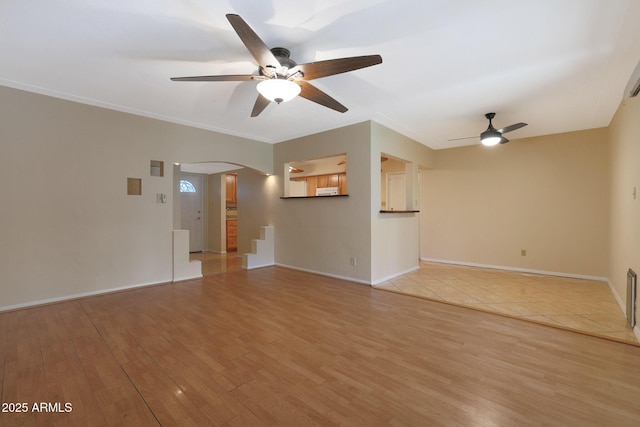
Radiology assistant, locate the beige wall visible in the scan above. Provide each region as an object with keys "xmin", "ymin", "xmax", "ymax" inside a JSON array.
[
  {"xmin": 274, "ymin": 122, "xmax": 372, "ymax": 283},
  {"xmin": 2, "ymin": 80, "xmax": 635, "ymax": 310},
  {"xmin": 608, "ymin": 95, "xmax": 640, "ymax": 310},
  {"xmin": 274, "ymin": 121, "xmax": 435, "ymax": 284},
  {"xmin": 422, "ymin": 128, "xmax": 610, "ymax": 278},
  {"xmin": 0, "ymin": 85, "xmax": 272, "ymax": 310},
  {"xmin": 236, "ymin": 168, "xmax": 278, "ymax": 255},
  {"xmin": 371, "ymin": 122, "xmax": 436, "ymax": 282}
]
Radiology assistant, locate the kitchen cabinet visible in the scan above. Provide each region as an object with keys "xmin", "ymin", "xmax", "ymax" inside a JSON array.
[
  {"xmin": 291, "ymin": 173, "xmax": 346, "ymax": 196},
  {"xmin": 225, "ymin": 173, "xmax": 237, "ymax": 203},
  {"xmin": 338, "ymin": 173, "xmax": 347, "ymax": 194},
  {"xmin": 305, "ymin": 176, "xmax": 317, "ymax": 197},
  {"xmin": 226, "ymin": 219, "xmax": 237, "ymax": 251},
  {"xmin": 316, "ymin": 175, "xmax": 328, "ymax": 188}
]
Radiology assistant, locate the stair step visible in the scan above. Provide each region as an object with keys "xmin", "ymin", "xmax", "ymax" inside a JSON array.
[{"xmin": 243, "ymin": 226, "xmax": 274, "ymax": 270}]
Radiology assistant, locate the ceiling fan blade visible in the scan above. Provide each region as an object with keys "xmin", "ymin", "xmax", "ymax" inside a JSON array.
[
  {"xmin": 170, "ymin": 74, "xmax": 259, "ymax": 82},
  {"xmin": 448, "ymin": 136, "xmax": 478, "ymax": 142},
  {"xmin": 297, "ymin": 81, "xmax": 348, "ymax": 113},
  {"xmin": 290, "ymin": 55, "xmax": 382, "ymax": 81},
  {"xmin": 497, "ymin": 122, "xmax": 527, "ymax": 134},
  {"xmin": 226, "ymin": 14, "xmax": 280, "ymax": 75},
  {"xmin": 251, "ymin": 94, "xmax": 270, "ymax": 117},
  {"xmin": 499, "ymin": 136, "xmax": 510, "ymax": 144}
]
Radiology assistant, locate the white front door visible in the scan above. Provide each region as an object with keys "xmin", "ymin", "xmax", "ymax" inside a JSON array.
[{"xmin": 180, "ymin": 174, "xmax": 203, "ymax": 252}]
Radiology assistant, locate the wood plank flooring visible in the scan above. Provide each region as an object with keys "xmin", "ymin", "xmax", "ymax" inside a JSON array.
[
  {"xmin": 189, "ymin": 252, "xmax": 242, "ymax": 276},
  {"xmin": 1, "ymin": 267, "xmax": 639, "ymax": 426}
]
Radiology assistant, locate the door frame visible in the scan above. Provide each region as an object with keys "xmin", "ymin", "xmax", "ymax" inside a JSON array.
[{"xmin": 179, "ymin": 173, "xmax": 205, "ymax": 252}]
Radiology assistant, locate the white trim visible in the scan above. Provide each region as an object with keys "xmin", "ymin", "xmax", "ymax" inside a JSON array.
[
  {"xmin": 0, "ymin": 279, "xmax": 170, "ymax": 313},
  {"xmin": 275, "ymin": 263, "xmax": 371, "ymax": 285},
  {"xmin": 372, "ymin": 266, "xmax": 420, "ymax": 285},
  {"xmin": 605, "ymin": 278, "xmax": 626, "ymax": 314},
  {"xmin": 172, "ymin": 273, "xmax": 203, "ymax": 282},
  {"xmin": 245, "ymin": 263, "xmax": 275, "ymax": 270},
  {"xmin": 596, "ymin": 280, "xmax": 637, "ymax": 338},
  {"xmin": 623, "ymin": 57, "xmax": 640, "ymax": 99},
  {"xmin": 421, "ymin": 258, "xmax": 609, "ymax": 282}
]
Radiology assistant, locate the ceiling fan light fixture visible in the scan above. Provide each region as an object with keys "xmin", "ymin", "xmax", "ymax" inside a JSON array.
[
  {"xmin": 257, "ymin": 79, "xmax": 301, "ymax": 104},
  {"xmin": 481, "ymin": 130, "xmax": 502, "ymax": 146}
]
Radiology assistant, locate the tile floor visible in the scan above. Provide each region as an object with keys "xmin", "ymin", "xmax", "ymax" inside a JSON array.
[
  {"xmin": 191, "ymin": 253, "xmax": 638, "ymax": 344},
  {"xmin": 375, "ymin": 262, "xmax": 638, "ymax": 343}
]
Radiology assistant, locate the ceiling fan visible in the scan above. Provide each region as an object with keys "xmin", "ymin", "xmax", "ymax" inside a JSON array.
[
  {"xmin": 171, "ymin": 14, "xmax": 383, "ymax": 117},
  {"xmin": 450, "ymin": 113, "xmax": 528, "ymax": 146}
]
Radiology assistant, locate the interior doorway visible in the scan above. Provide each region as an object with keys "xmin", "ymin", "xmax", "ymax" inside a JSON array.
[
  {"xmin": 418, "ymin": 169, "xmax": 424, "ymax": 260},
  {"xmin": 178, "ymin": 162, "xmax": 244, "ymax": 256},
  {"xmin": 225, "ymin": 173, "xmax": 238, "ymax": 252},
  {"xmin": 386, "ymin": 172, "xmax": 407, "ymax": 211},
  {"xmin": 180, "ymin": 173, "xmax": 204, "ymax": 252}
]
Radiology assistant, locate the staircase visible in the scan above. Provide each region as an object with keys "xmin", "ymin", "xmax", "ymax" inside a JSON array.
[{"xmin": 242, "ymin": 226, "xmax": 274, "ymax": 269}]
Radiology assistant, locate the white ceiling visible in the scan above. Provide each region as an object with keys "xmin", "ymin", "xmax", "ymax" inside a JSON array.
[{"xmin": 2, "ymin": 0, "xmax": 640, "ymax": 150}]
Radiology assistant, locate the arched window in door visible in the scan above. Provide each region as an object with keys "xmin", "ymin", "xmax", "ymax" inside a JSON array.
[{"xmin": 179, "ymin": 179, "xmax": 196, "ymax": 193}]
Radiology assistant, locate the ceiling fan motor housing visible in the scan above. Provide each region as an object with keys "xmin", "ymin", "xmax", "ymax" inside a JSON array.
[{"xmin": 259, "ymin": 47, "xmax": 298, "ymax": 78}]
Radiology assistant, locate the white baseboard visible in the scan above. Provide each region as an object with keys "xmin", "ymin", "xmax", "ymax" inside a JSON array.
[
  {"xmin": 604, "ymin": 278, "xmax": 626, "ymax": 314},
  {"xmin": 172, "ymin": 273, "xmax": 203, "ymax": 282},
  {"xmin": 275, "ymin": 263, "xmax": 371, "ymax": 285},
  {"xmin": 245, "ymin": 262, "xmax": 275, "ymax": 270},
  {"xmin": 0, "ymin": 279, "xmax": 171, "ymax": 313},
  {"xmin": 421, "ymin": 258, "xmax": 608, "ymax": 282},
  {"xmin": 613, "ymin": 287, "xmax": 639, "ymax": 342},
  {"xmin": 372, "ymin": 266, "xmax": 420, "ymax": 285}
]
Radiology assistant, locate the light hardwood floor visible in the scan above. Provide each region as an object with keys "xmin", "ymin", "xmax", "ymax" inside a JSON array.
[
  {"xmin": 1, "ymin": 267, "xmax": 639, "ymax": 426},
  {"xmin": 190, "ymin": 252, "xmax": 243, "ymax": 276}
]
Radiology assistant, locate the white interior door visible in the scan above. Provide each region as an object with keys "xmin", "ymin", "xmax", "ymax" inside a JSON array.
[
  {"xmin": 180, "ymin": 174, "xmax": 203, "ymax": 252},
  {"xmin": 387, "ymin": 172, "xmax": 407, "ymax": 211}
]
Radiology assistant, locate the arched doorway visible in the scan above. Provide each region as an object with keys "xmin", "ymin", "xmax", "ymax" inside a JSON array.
[{"xmin": 176, "ymin": 161, "xmax": 277, "ymax": 275}]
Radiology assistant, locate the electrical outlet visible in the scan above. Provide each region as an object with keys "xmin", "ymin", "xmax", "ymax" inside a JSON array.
[
  {"xmin": 521, "ymin": 249, "xmax": 527, "ymax": 256},
  {"xmin": 350, "ymin": 257, "xmax": 357, "ymax": 266}
]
